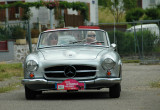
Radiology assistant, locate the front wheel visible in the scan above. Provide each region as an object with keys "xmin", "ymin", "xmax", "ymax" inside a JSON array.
[
  {"xmin": 109, "ymin": 84, "xmax": 121, "ymax": 98},
  {"xmin": 25, "ymin": 86, "xmax": 37, "ymax": 100}
]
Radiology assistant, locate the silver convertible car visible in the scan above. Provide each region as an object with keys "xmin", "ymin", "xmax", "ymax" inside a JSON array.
[{"xmin": 22, "ymin": 28, "xmax": 122, "ymax": 99}]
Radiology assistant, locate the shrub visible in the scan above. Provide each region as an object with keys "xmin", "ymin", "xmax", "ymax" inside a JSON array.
[
  {"xmin": 108, "ymin": 31, "xmax": 134, "ymax": 55},
  {"xmin": 0, "ymin": 27, "xmax": 7, "ymax": 41},
  {"xmin": 136, "ymin": 30, "xmax": 157, "ymax": 53},
  {"xmin": 10, "ymin": 25, "xmax": 26, "ymax": 39},
  {"xmin": 31, "ymin": 29, "xmax": 40, "ymax": 38},
  {"xmin": 125, "ymin": 8, "xmax": 144, "ymax": 22},
  {"xmin": 144, "ymin": 8, "xmax": 160, "ymax": 20},
  {"xmin": 108, "ymin": 30, "xmax": 157, "ymax": 55}
]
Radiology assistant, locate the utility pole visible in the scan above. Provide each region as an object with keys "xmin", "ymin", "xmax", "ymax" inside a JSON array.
[
  {"xmin": 5, "ymin": 1, "xmax": 9, "ymax": 26},
  {"xmin": 111, "ymin": 0, "xmax": 116, "ymax": 43},
  {"xmin": 50, "ymin": 9, "xmax": 54, "ymax": 29}
]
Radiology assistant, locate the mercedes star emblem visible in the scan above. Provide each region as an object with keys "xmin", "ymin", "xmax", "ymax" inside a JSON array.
[{"xmin": 64, "ymin": 66, "xmax": 76, "ymax": 78}]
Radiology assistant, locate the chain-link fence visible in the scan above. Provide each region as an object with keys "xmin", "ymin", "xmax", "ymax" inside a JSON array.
[
  {"xmin": 99, "ymin": 20, "xmax": 160, "ymax": 64},
  {"xmin": 1, "ymin": 19, "xmax": 160, "ymax": 63},
  {"xmin": 0, "ymin": 21, "xmax": 29, "ymax": 41}
]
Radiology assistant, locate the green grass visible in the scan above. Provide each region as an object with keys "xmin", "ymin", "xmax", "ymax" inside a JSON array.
[
  {"xmin": 122, "ymin": 60, "xmax": 140, "ymax": 63},
  {"xmin": 99, "ymin": 7, "xmax": 126, "ymax": 23},
  {"xmin": 0, "ymin": 82, "xmax": 22, "ymax": 93},
  {"xmin": 0, "ymin": 63, "xmax": 23, "ymax": 93},
  {"xmin": 0, "ymin": 63, "xmax": 23, "ymax": 81},
  {"xmin": 151, "ymin": 81, "xmax": 160, "ymax": 88}
]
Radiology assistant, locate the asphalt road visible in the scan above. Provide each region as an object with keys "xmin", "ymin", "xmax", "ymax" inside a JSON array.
[{"xmin": 0, "ymin": 63, "xmax": 160, "ymax": 110}]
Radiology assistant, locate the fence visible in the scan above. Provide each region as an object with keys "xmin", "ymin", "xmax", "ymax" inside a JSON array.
[
  {"xmin": 0, "ymin": 19, "xmax": 160, "ymax": 63},
  {"xmin": 99, "ymin": 20, "xmax": 160, "ymax": 64},
  {"xmin": 0, "ymin": 21, "xmax": 33, "ymax": 62},
  {"xmin": 64, "ymin": 14, "xmax": 84, "ymax": 27}
]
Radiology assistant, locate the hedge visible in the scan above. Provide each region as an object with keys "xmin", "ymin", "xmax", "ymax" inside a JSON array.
[{"xmin": 108, "ymin": 30, "xmax": 157, "ymax": 55}]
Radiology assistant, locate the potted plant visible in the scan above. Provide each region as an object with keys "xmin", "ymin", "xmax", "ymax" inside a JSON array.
[
  {"xmin": 11, "ymin": 25, "xmax": 26, "ymax": 45},
  {"xmin": 31, "ymin": 28, "xmax": 40, "ymax": 44}
]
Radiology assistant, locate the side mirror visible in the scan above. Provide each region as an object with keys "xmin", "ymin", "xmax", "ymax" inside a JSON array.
[{"xmin": 111, "ymin": 43, "xmax": 116, "ymax": 50}]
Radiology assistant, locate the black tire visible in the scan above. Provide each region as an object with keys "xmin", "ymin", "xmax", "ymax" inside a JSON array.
[
  {"xmin": 25, "ymin": 86, "xmax": 37, "ymax": 100},
  {"xmin": 109, "ymin": 84, "xmax": 121, "ymax": 98}
]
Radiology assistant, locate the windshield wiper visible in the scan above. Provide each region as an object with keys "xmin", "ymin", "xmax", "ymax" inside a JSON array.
[
  {"xmin": 69, "ymin": 40, "xmax": 85, "ymax": 44},
  {"xmin": 38, "ymin": 45, "xmax": 68, "ymax": 49},
  {"xmin": 90, "ymin": 41, "xmax": 104, "ymax": 44}
]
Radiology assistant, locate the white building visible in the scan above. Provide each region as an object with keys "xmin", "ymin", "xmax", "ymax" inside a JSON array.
[
  {"xmin": 26, "ymin": 0, "xmax": 99, "ymax": 28},
  {"xmin": 0, "ymin": 0, "xmax": 99, "ymax": 29},
  {"xmin": 139, "ymin": 0, "xmax": 160, "ymax": 9}
]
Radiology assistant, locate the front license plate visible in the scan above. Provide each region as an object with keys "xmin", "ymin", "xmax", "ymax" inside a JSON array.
[{"xmin": 55, "ymin": 79, "xmax": 85, "ymax": 90}]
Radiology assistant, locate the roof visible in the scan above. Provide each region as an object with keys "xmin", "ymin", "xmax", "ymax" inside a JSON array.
[
  {"xmin": 127, "ymin": 24, "xmax": 159, "ymax": 30},
  {"xmin": 43, "ymin": 28, "xmax": 103, "ymax": 32}
]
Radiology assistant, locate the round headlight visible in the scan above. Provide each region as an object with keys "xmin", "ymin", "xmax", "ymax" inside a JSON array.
[
  {"xmin": 26, "ymin": 60, "xmax": 38, "ymax": 72},
  {"xmin": 102, "ymin": 58, "xmax": 116, "ymax": 70}
]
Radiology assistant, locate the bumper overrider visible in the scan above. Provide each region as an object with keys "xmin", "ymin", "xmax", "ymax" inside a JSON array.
[{"xmin": 22, "ymin": 78, "xmax": 121, "ymax": 90}]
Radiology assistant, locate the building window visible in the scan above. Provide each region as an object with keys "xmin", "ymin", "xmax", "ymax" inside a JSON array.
[
  {"xmin": 0, "ymin": 2, "xmax": 5, "ymax": 21},
  {"xmin": 150, "ymin": 0, "xmax": 156, "ymax": 5},
  {"xmin": 137, "ymin": 0, "xmax": 142, "ymax": 8},
  {"xmin": 0, "ymin": 41, "xmax": 8, "ymax": 52}
]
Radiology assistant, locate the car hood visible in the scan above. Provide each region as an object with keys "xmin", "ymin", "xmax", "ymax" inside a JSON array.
[{"xmin": 39, "ymin": 47, "xmax": 106, "ymax": 60}]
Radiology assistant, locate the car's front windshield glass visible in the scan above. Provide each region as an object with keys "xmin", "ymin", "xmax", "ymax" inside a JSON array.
[{"xmin": 38, "ymin": 30, "xmax": 108, "ymax": 48}]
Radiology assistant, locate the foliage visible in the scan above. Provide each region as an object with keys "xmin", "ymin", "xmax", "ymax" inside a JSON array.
[
  {"xmin": 0, "ymin": 1, "xmax": 89, "ymax": 20},
  {"xmin": 99, "ymin": 7, "xmax": 126, "ymax": 23},
  {"xmin": 136, "ymin": 30, "xmax": 157, "ymax": 53},
  {"xmin": 125, "ymin": 3, "xmax": 160, "ymax": 21},
  {"xmin": 98, "ymin": 0, "xmax": 137, "ymax": 9},
  {"xmin": 42, "ymin": 0, "xmax": 59, "ymax": 10},
  {"xmin": 10, "ymin": 25, "xmax": 26, "ymax": 39},
  {"xmin": 21, "ymin": 7, "xmax": 32, "ymax": 20},
  {"xmin": 98, "ymin": 0, "xmax": 108, "ymax": 7},
  {"xmin": 125, "ymin": 8, "xmax": 144, "ymax": 22},
  {"xmin": 98, "ymin": 0, "xmax": 137, "ymax": 22},
  {"xmin": 0, "ymin": 27, "xmax": 8, "ymax": 41},
  {"xmin": 108, "ymin": 30, "xmax": 157, "ymax": 55},
  {"xmin": 123, "ymin": 0, "xmax": 137, "ymax": 10},
  {"xmin": 106, "ymin": 0, "xmax": 125, "ymax": 23},
  {"xmin": 108, "ymin": 31, "xmax": 134, "ymax": 55},
  {"xmin": 144, "ymin": 7, "xmax": 160, "ymax": 20}
]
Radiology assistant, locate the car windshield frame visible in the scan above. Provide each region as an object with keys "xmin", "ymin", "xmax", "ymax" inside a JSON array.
[{"xmin": 37, "ymin": 29, "xmax": 110, "ymax": 49}]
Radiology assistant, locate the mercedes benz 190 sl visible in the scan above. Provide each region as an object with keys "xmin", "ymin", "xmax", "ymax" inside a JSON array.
[{"xmin": 22, "ymin": 27, "xmax": 122, "ymax": 99}]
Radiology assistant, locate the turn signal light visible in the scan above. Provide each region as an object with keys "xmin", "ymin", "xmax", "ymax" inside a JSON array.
[
  {"xmin": 30, "ymin": 73, "xmax": 34, "ymax": 78},
  {"xmin": 107, "ymin": 71, "xmax": 111, "ymax": 76}
]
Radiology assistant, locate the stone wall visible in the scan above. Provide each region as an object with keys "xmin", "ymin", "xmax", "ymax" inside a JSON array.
[
  {"xmin": 14, "ymin": 44, "xmax": 37, "ymax": 61},
  {"xmin": 0, "ymin": 41, "xmax": 14, "ymax": 62},
  {"xmin": 0, "ymin": 40, "xmax": 37, "ymax": 62}
]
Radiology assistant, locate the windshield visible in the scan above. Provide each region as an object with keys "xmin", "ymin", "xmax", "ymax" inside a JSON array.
[{"xmin": 38, "ymin": 30, "xmax": 109, "ymax": 48}]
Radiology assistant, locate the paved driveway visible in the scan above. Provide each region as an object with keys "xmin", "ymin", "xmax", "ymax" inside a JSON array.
[{"xmin": 0, "ymin": 63, "xmax": 160, "ymax": 110}]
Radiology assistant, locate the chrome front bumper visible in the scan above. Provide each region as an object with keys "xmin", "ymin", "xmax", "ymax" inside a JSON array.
[{"xmin": 22, "ymin": 78, "xmax": 121, "ymax": 85}]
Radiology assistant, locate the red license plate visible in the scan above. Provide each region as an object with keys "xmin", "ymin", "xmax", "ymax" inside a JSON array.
[{"xmin": 56, "ymin": 79, "xmax": 85, "ymax": 90}]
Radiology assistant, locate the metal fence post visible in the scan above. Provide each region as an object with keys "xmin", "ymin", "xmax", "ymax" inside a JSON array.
[
  {"xmin": 141, "ymin": 22, "xmax": 144, "ymax": 59},
  {"xmin": 133, "ymin": 22, "xmax": 137, "ymax": 54},
  {"xmin": 27, "ymin": 20, "xmax": 32, "ymax": 53}
]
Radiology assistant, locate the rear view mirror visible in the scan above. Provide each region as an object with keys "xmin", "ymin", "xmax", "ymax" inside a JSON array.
[{"xmin": 111, "ymin": 43, "xmax": 116, "ymax": 50}]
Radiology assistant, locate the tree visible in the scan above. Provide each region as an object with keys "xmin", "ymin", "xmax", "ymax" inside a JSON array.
[
  {"xmin": 123, "ymin": 0, "xmax": 137, "ymax": 10},
  {"xmin": 98, "ymin": 0, "xmax": 138, "ymax": 23},
  {"xmin": 98, "ymin": 0, "xmax": 125, "ymax": 23},
  {"xmin": 144, "ymin": 7, "xmax": 160, "ymax": 20},
  {"xmin": 125, "ymin": 8, "xmax": 144, "ymax": 22}
]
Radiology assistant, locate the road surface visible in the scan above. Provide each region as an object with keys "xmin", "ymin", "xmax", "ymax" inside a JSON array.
[{"xmin": 0, "ymin": 63, "xmax": 160, "ymax": 110}]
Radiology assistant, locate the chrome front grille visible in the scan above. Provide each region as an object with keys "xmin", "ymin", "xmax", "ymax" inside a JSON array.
[{"xmin": 44, "ymin": 65, "xmax": 97, "ymax": 78}]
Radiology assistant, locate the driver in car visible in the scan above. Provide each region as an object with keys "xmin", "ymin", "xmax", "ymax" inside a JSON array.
[
  {"xmin": 48, "ymin": 32, "xmax": 58, "ymax": 45},
  {"xmin": 86, "ymin": 31, "xmax": 96, "ymax": 43}
]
